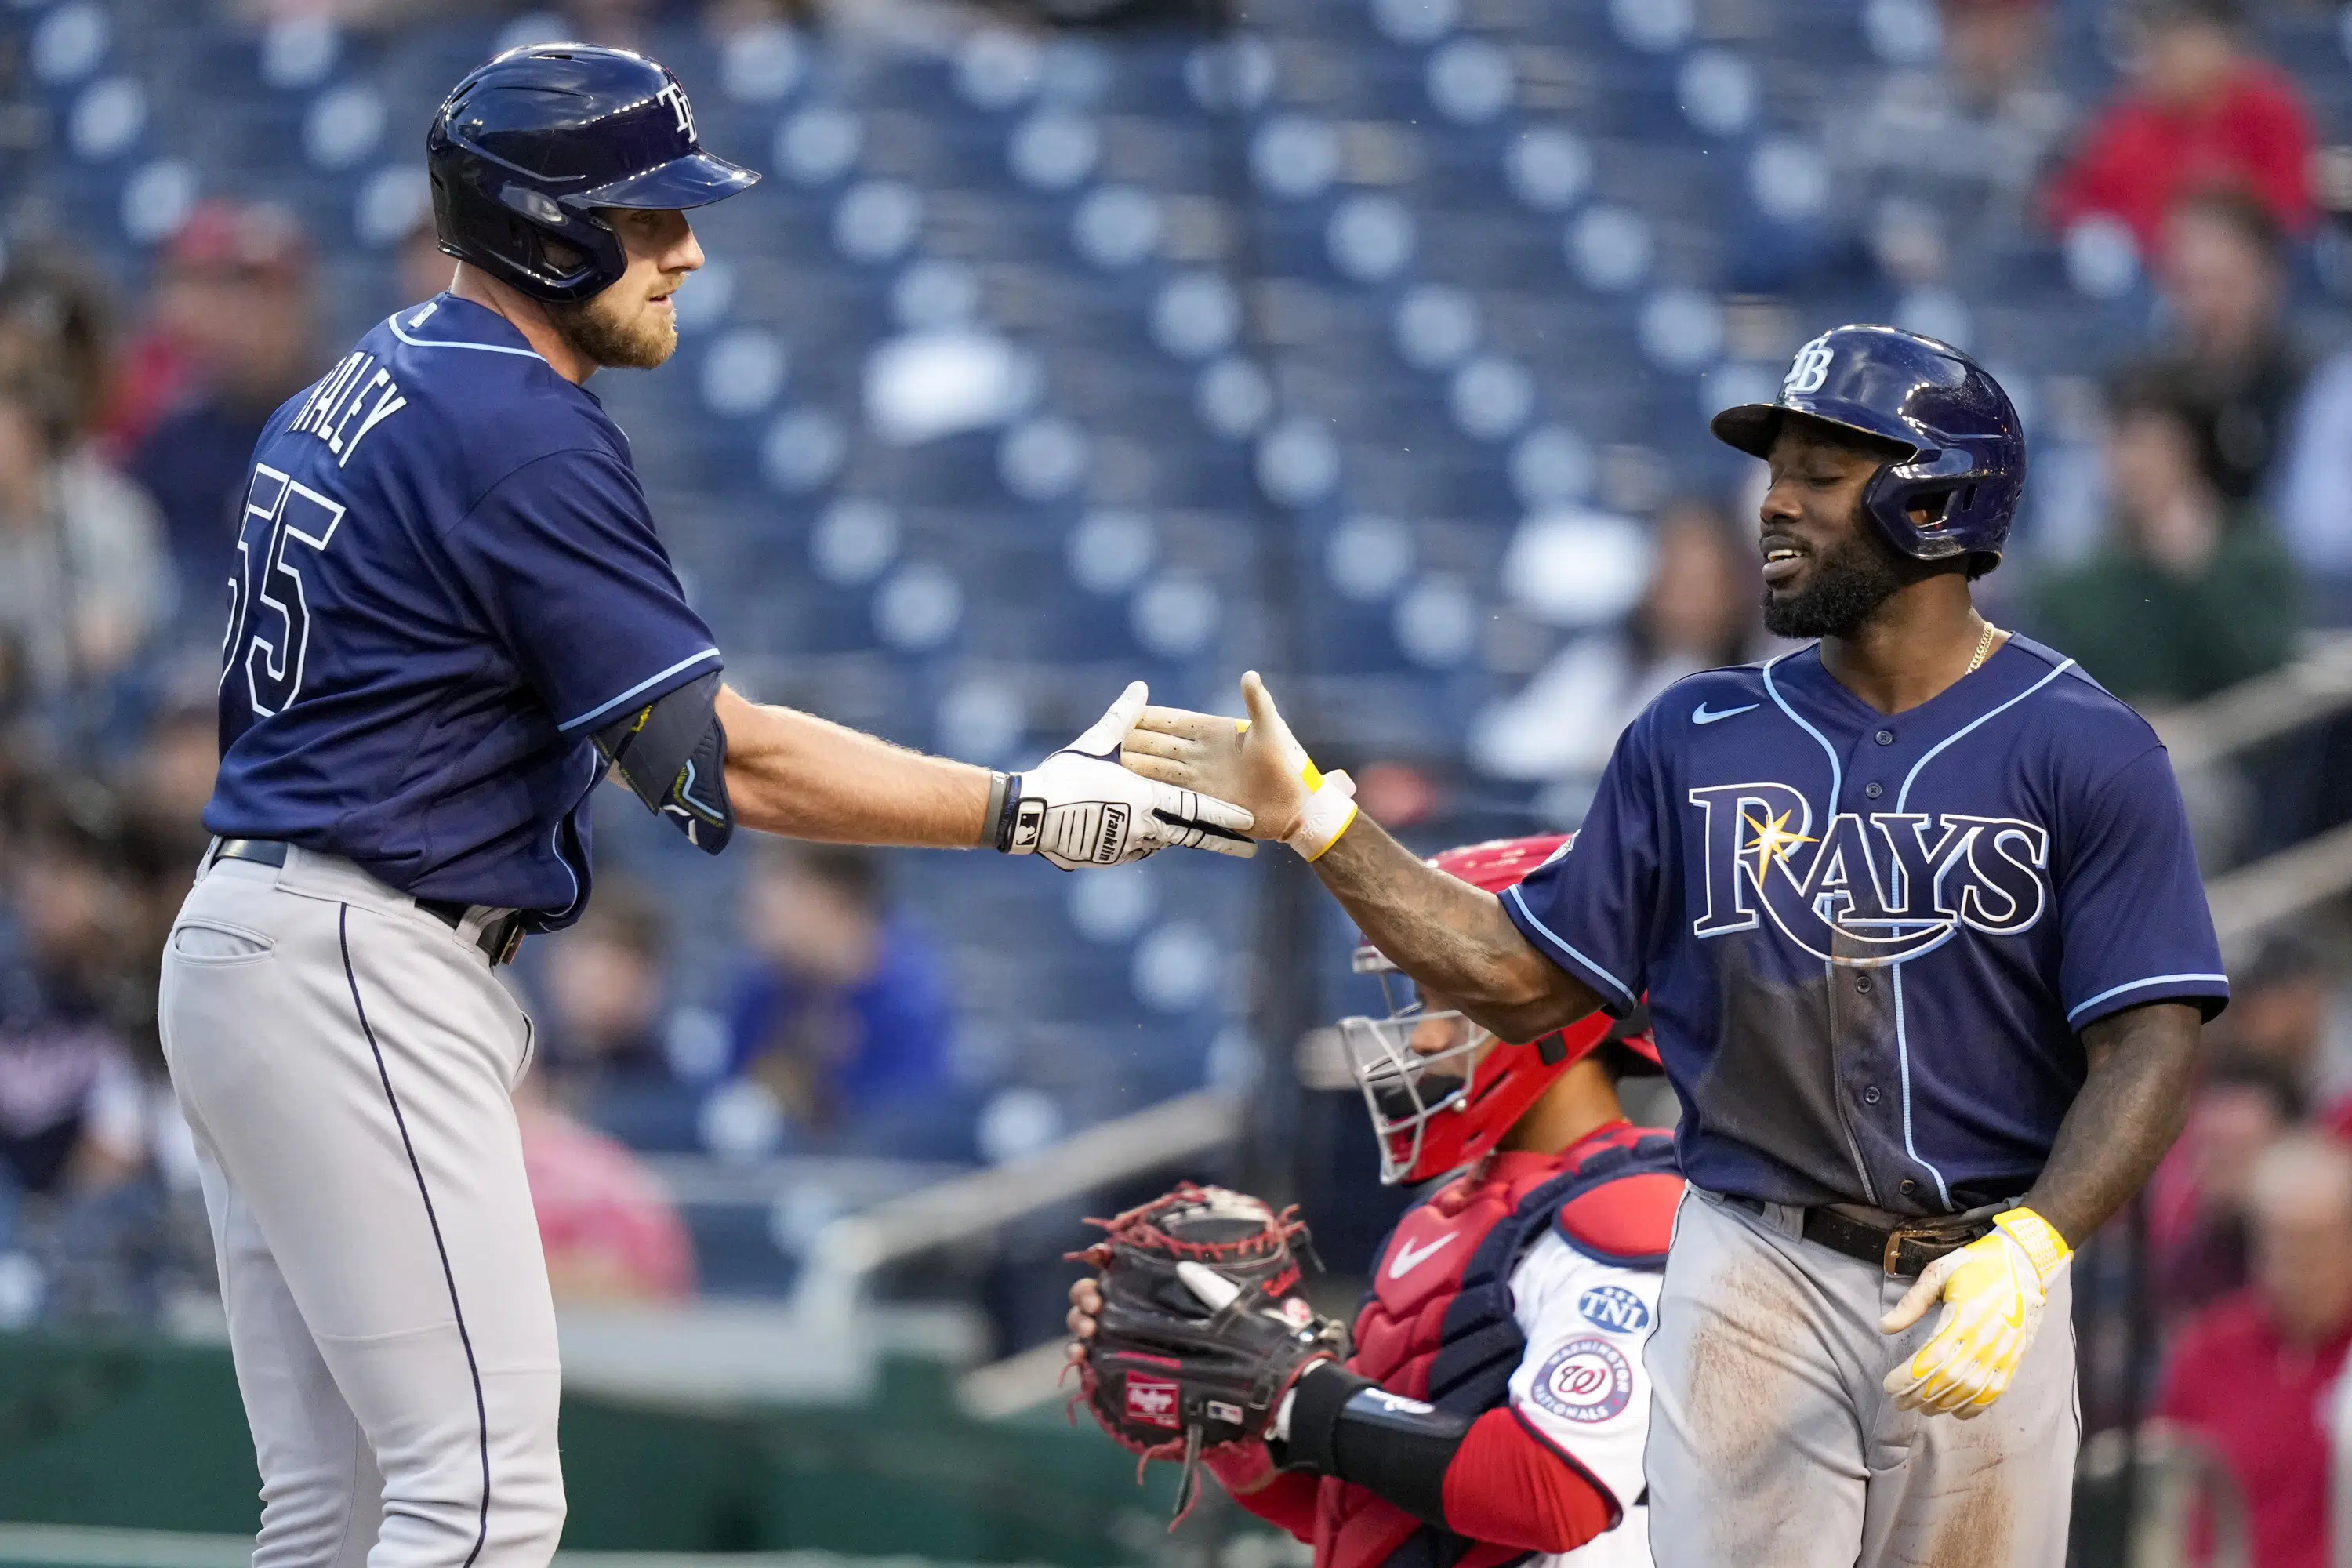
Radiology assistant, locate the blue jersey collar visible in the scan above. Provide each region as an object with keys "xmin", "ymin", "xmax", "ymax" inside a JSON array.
[{"xmin": 387, "ymin": 294, "xmax": 549, "ymax": 361}]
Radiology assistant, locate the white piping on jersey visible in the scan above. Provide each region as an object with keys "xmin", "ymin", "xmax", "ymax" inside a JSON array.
[
  {"xmin": 1761, "ymin": 651, "xmax": 1842, "ymax": 806},
  {"xmin": 2067, "ymin": 973, "xmax": 2229, "ymax": 1025},
  {"xmin": 557, "ymin": 648, "xmax": 723, "ymax": 734},
  {"xmin": 1504, "ymin": 884, "xmax": 1638, "ymax": 1007},
  {"xmin": 385, "ymin": 308, "xmax": 550, "ymax": 361},
  {"xmin": 1880, "ymin": 649, "xmax": 2077, "ymax": 1212},
  {"xmin": 1894, "ymin": 655, "xmax": 2078, "ymax": 811},
  {"xmin": 1891, "ymin": 966, "xmax": 1953, "ymax": 1210},
  {"xmin": 549, "ymin": 748, "xmax": 593, "ymax": 924}
]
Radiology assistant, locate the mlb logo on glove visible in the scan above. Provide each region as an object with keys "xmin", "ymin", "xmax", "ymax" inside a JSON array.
[{"xmin": 1125, "ymin": 1374, "xmax": 1181, "ymax": 1429}]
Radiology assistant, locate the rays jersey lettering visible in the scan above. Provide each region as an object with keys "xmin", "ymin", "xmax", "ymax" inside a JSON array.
[
  {"xmin": 1497, "ymin": 640, "xmax": 2230, "ymax": 1212},
  {"xmin": 1688, "ymin": 783, "xmax": 2049, "ymax": 965}
]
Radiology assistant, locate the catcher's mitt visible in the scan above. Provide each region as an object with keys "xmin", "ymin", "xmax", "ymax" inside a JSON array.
[{"xmin": 1068, "ymin": 1184, "xmax": 1346, "ymax": 1523}]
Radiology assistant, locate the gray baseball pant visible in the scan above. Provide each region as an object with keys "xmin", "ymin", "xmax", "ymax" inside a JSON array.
[
  {"xmin": 1643, "ymin": 1187, "xmax": 2078, "ymax": 1566},
  {"xmin": 158, "ymin": 848, "xmax": 564, "ymax": 1568}
]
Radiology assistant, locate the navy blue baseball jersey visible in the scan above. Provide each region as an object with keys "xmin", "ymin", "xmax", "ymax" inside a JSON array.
[
  {"xmin": 202, "ymin": 296, "xmax": 722, "ymax": 924},
  {"xmin": 1503, "ymin": 634, "xmax": 2227, "ymax": 1215}
]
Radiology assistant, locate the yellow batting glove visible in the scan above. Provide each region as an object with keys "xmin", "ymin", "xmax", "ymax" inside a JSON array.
[{"xmin": 1879, "ymin": 1207, "xmax": 2071, "ymax": 1420}]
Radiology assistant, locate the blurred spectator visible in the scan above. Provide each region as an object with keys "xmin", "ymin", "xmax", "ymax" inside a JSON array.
[
  {"xmin": 2045, "ymin": 0, "xmax": 2313, "ymax": 252},
  {"xmin": 2275, "ymin": 339, "xmax": 2352, "ymax": 610},
  {"xmin": 397, "ymin": 212, "xmax": 455, "ymax": 310},
  {"xmin": 530, "ymin": 879, "xmax": 702, "ymax": 1150},
  {"xmin": 2157, "ymin": 1131, "xmax": 2352, "ymax": 1568},
  {"xmin": 0, "ymin": 249, "xmax": 119, "ymax": 456},
  {"xmin": 514, "ymin": 1066, "xmax": 695, "ymax": 1305},
  {"xmin": 1838, "ymin": 0, "xmax": 2073, "ymax": 284},
  {"xmin": 0, "ymin": 372, "xmax": 170, "ymax": 716},
  {"xmin": 2149, "ymin": 1053, "xmax": 2303, "ymax": 1322},
  {"xmin": 2027, "ymin": 376, "xmax": 2297, "ymax": 706},
  {"xmin": 119, "ymin": 686, "xmax": 223, "ymax": 873},
  {"xmin": 724, "ymin": 843, "xmax": 959, "ymax": 1154},
  {"xmin": 2217, "ymin": 936, "xmax": 2350, "ymax": 1098},
  {"xmin": 125, "ymin": 202, "xmax": 321, "ymax": 627},
  {"xmin": 1472, "ymin": 497, "xmax": 1759, "ymax": 813},
  {"xmin": 2138, "ymin": 190, "xmax": 2307, "ymax": 502},
  {"xmin": 0, "ymin": 818, "xmax": 149, "ymax": 1200}
]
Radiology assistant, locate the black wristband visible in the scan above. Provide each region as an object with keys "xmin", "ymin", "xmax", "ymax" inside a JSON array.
[
  {"xmin": 1276, "ymin": 1364, "xmax": 1470, "ymax": 1529},
  {"xmin": 991, "ymin": 772, "xmax": 1025, "ymax": 853}
]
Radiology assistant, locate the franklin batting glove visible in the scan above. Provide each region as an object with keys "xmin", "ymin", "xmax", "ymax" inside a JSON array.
[
  {"xmin": 994, "ymin": 681, "xmax": 1257, "ymax": 871},
  {"xmin": 1880, "ymin": 1207, "xmax": 2071, "ymax": 1419}
]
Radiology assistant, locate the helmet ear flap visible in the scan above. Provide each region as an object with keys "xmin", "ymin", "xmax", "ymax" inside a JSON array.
[{"xmin": 1861, "ymin": 445, "xmax": 1978, "ymax": 564}]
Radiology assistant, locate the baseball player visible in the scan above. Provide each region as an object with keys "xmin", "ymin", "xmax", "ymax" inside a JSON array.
[
  {"xmin": 156, "ymin": 45, "xmax": 1250, "ymax": 1568},
  {"xmin": 1120, "ymin": 325, "xmax": 2229, "ymax": 1563},
  {"xmin": 1069, "ymin": 834, "xmax": 1681, "ymax": 1566}
]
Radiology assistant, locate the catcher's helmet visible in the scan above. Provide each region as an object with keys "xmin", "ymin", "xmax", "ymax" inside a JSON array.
[
  {"xmin": 426, "ymin": 44, "xmax": 760, "ymax": 305},
  {"xmin": 1710, "ymin": 324, "xmax": 2026, "ymax": 569},
  {"xmin": 1341, "ymin": 834, "xmax": 1659, "ymax": 1186}
]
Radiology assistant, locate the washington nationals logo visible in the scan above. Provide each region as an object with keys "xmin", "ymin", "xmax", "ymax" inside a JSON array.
[
  {"xmin": 1688, "ymin": 782, "xmax": 2050, "ymax": 967},
  {"xmin": 1532, "ymin": 1338, "xmax": 1633, "ymax": 1425}
]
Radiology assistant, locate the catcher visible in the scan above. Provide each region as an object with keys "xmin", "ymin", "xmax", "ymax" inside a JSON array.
[{"xmin": 1069, "ymin": 836, "xmax": 1681, "ymax": 1566}]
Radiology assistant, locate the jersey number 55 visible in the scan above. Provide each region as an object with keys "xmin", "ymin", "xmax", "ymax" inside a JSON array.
[{"xmin": 225, "ymin": 464, "xmax": 345, "ymax": 717}]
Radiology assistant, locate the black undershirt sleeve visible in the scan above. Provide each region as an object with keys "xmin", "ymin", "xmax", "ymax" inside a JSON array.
[
  {"xmin": 1273, "ymin": 1364, "xmax": 1472, "ymax": 1529},
  {"xmin": 590, "ymin": 670, "xmax": 734, "ymax": 855}
]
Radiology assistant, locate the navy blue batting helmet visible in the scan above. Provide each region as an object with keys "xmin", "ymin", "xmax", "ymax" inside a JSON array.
[
  {"xmin": 1711, "ymin": 325, "xmax": 2026, "ymax": 569},
  {"xmin": 427, "ymin": 44, "xmax": 760, "ymax": 305}
]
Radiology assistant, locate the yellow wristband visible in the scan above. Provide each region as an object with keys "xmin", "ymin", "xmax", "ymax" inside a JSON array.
[{"xmin": 1992, "ymin": 1207, "xmax": 2071, "ymax": 1281}]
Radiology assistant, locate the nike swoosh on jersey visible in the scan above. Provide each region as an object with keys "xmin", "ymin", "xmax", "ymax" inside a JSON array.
[
  {"xmin": 1690, "ymin": 701, "xmax": 1760, "ymax": 725},
  {"xmin": 1387, "ymin": 1232, "xmax": 1461, "ymax": 1280}
]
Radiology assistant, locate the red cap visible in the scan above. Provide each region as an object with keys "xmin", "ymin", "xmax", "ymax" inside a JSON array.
[{"xmin": 165, "ymin": 200, "xmax": 311, "ymax": 283}]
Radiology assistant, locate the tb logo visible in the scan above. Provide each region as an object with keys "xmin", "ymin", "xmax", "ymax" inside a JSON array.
[
  {"xmin": 655, "ymin": 81, "xmax": 695, "ymax": 138},
  {"xmin": 1784, "ymin": 335, "xmax": 1835, "ymax": 396}
]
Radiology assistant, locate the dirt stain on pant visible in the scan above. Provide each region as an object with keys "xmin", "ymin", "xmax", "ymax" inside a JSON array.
[
  {"xmin": 1911, "ymin": 1441, "xmax": 2015, "ymax": 1568},
  {"xmin": 1678, "ymin": 1254, "xmax": 1813, "ymax": 1514}
]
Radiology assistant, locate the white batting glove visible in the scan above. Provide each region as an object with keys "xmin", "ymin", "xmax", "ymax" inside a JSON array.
[
  {"xmin": 1881, "ymin": 1207, "xmax": 2071, "ymax": 1419},
  {"xmin": 996, "ymin": 681, "xmax": 1257, "ymax": 870},
  {"xmin": 1120, "ymin": 671, "xmax": 1359, "ymax": 862}
]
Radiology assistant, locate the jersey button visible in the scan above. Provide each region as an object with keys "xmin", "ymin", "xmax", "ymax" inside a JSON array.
[
  {"xmin": 1864, "ymin": 1086, "xmax": 1882, "ymax": 1105},
  {"xmin": 1875, "ymin": 730, "xmax": 1894, "ymax": 746},
  {"xmin": 1864, "ymin": 782, "xmax": 1884, "ymax": 799},
  {"xmin": 1855, "ymin": 975, "xmax": 1873, "ymax": 994}
]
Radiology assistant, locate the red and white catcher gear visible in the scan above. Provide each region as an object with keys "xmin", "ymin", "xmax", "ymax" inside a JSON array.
[{"xmin": 1341, "ymin": 835, "xmax": 1661, "ymax": 1185}]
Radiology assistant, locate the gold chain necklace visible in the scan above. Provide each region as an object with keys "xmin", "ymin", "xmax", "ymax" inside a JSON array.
[{"xmin": 1966, "ymin": 619, "xmax": 2000, "ymax": 674}]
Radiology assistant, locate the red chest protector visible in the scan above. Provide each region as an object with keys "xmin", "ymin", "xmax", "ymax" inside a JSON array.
[{"xmin": 1316, "ymin": 1123, "xmax": 1681, "ymax": 1568}]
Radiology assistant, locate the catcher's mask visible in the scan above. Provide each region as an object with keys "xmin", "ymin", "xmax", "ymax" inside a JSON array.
[{"xmin": 1339, "ymin": 834, "xmax": 1657, "ymax": 1185}]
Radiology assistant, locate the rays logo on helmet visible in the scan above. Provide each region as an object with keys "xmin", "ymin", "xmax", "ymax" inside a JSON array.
[
  {"xmin": 1784, "ymin": 336, "xmax": 1835, "ymax": 397},
  {"xmin": 655, "ymin": 80, "xmax": 695, "ymax": 137},
  {"xmin": 1576, "ymin": 1284, "xmax": 1653, "ymax": 1334},
  {"xmin": 1532, "ymin": 1337, "xmax": 1634, "ymax": 1424}
]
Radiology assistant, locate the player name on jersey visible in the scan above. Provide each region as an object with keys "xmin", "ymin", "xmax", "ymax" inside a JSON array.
[{"xmin": 285, "ymin": 348, "xmax": 409, "ymax": 468}]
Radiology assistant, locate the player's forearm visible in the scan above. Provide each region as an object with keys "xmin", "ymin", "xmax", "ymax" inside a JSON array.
[
  {"xmin": 717, "ymin": 686, "xmax": 990, "ymax": 847},
  {"xmin": 2022, "ymin": 1001, "xmax": 2201, "ymax": 1247},
  {"xmin": 1312, "ymin": 817, "xmax": 1603, "ymax": 1042}
]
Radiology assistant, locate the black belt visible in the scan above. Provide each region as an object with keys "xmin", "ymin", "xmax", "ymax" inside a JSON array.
[
  {"xmin": 209, "ymin": 839, "xmax": 526, "ymax": 967},
  {"xmin": 1729, "ymin": 1195, "xmax": 1996, "ymax": 1278}
]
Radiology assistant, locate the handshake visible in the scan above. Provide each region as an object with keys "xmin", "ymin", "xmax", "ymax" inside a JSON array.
[{"xmin": 1004, "ymin": 673, "xmax": 1360, "ymax": 871}]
